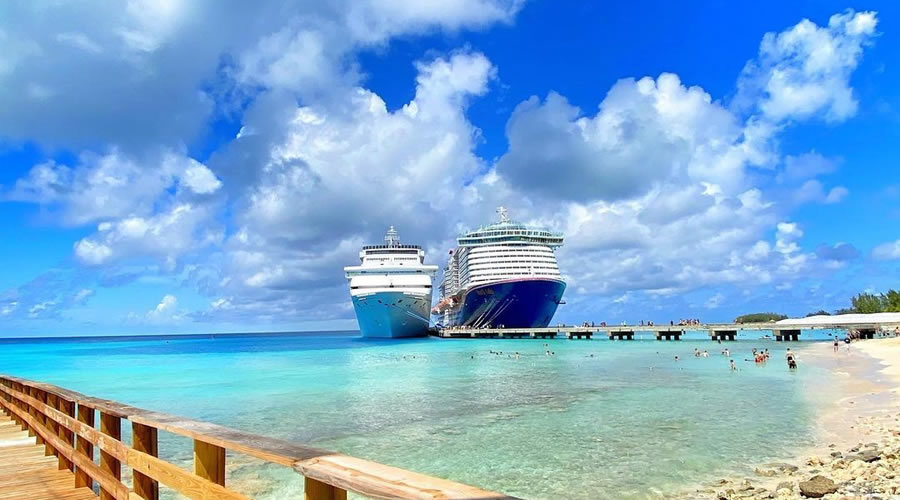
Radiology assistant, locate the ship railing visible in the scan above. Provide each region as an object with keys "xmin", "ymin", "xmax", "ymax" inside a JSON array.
[{"xmin": 0, "ymin": 374, "xmax": 519, "ymax": 500}]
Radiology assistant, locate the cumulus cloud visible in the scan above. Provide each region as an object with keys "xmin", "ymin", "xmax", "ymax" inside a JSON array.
[
  {"xmin": 0, "ymin": 1, "xmax": 520, "ymax": 151},
  {"xmin": 74, "ymin": 203, "xmax": 223, "ymax": 269},
  {"xmin": 873, "ymin": 240, "xmax": 900, "ymax": 260},
  {"xmin": 5, "ymin": 150, "xmax": 222, "ymax": 225},
  {"xmin": 497, "ymin": 74, "xmax": 748, "ymax": 202},
  {"xmin": 736, "ymin": 10, "xmax": 878, "ymax": 122},
  {"xmin": 793, "ymin": 179, "xmax": 848, "ymax": 204},
  {"xmin": 0, "ymin": 7, "xmax": 883, "ymax": 328}
]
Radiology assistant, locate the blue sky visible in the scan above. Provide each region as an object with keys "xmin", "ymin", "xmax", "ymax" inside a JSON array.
[{"xmin": 1, "ymin": 1, "xmax": 899, "ymax": 336}]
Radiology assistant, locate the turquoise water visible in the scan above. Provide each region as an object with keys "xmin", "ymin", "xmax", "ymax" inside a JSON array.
[{"xmin": 0, "ymin": 333, "xmax": 836, "ymax": 499}]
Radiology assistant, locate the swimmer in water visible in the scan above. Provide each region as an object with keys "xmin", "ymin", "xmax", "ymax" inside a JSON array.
[{"xmin": 730, "ymin": 359, "xmax": 737, "ymax": 371}]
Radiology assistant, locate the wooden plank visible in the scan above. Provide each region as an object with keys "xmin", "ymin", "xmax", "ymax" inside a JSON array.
[
  {"xmin": 0, "ymin": 384, "xmax": 129, "ymax": 463},
  {"xmin": 295, "ymin": 454, "xmax": 522, "ymax": 500},
  {"xmin": 305, "ymin": 477, "xmax": 347, "ymax": 500},
  {"xmin": 100, "ymin": 411, "xmax": 122, "ymax": 500},
  {"xmin": 132, "ymin": 422, "xmax": 159, "ymax": 500},
  {"xmin": 1, "ymin": 398, "xmax": 130, "ymax": 499},
  {"xmin": 127, "ymin": 448, "xmax": 250, "ymax": 500},
  {"xmin": 129, "ymin": 411, "xmax": 330, "ymax": 467},
  {"xmin": 193, "ymin": 439, "xmax": 225, "ymax": 486}
]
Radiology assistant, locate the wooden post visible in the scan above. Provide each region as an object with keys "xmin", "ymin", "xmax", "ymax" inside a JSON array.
[
  {"xmin": 26, "ymin": 386, "xmax": 40, "ymax": 441},
  {"xmin": 304, "ymin": 477, "xmax": 348, "ymax": 500},
  {"xmin": 194, "ymin": 439, "xmax": 226, "ymax": 486},
  {"xmin": 59, "ymin": 398, "xmax": 75, "ymax": 471},
  {"xmin": 132, "ymin": 422, "xmax": 160, "ymax": 500},
  {"xmin": 99, "ymin": 412, "xmax": 122, "ymax": 500},
  {"xmin": 38, "ymin": 390, "xmax": 57, "ymax": 457},
  {"xmin": 75, "ymin": 404, "xmax": 95, "ymax": 489}
]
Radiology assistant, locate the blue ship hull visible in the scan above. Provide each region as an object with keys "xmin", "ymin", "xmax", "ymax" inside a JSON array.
[
  {"xmin": 352, "ymin": 291, "xmax": 432, "ymax": 338},
  {"xmin": 454, "ymin": 278, "xmax": 566, "ymax": 328}
]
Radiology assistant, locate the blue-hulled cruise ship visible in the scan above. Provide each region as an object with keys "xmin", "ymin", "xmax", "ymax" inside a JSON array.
[{"xmin": 432, "ymin": 207, "xmax": 566, "ymax": 328}]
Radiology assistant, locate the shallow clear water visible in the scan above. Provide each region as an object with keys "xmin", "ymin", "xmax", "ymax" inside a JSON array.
[{"xmin": 0, "ymin": 332, "xmax": 838, "ymax": 499}]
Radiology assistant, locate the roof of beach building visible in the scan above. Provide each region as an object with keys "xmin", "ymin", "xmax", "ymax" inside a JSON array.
[{"xmin": 778, "ymin": 313, "xmax": 900, "ymax": 326}]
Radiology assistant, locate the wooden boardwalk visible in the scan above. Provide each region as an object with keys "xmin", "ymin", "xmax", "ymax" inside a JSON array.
[
  {"xmin": 0, "ymin": 413, "xmax": 95, "ymax": 500},
  {"xmin": 0, "ymin": 374, "xmax": 519, "ymax": 500}
]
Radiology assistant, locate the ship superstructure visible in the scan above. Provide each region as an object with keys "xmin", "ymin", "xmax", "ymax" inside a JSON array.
[
  {"xmin": 344, "ymin": 227, "xmax": 438, "ymax": 338},
  {"xmin": 433, "ymin": 207, "xmax": 566, "ymax": 328}
]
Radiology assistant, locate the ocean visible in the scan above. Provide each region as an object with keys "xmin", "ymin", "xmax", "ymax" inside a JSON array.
[{"xmin": 0, "ymin": 332, "xmax": 842, "ymax": 499}]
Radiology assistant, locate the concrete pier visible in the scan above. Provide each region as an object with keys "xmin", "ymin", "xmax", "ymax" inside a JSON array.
[
  {"xmin": 710, "ymin": 330, "xmax": 737, "ymax": 341},
  {"xmin": 774, "ymin": 329, "xmax": 801, "ymax": 341},
  {"xmin": 655, "ymin": 330, "xmax": 682, "ymax": 341},
  {"xmin": 607, "ymin": 330, "xmax": 634, "ymax": 340},
  {"xmin": 435, "ymin": 320, "xmax": 900, "ymax": 340}
]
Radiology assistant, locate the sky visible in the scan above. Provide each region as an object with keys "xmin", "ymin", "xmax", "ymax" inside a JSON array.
[{"xmin": 1, "ymin": 0, "xmax": 899, "ymax": 336}]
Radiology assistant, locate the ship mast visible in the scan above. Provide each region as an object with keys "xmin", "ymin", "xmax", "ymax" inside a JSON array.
[
  {"xmin": 384, "ymin": 225, "xmax": 399, "ymax": 247},
  {"xmin": 496, "ymin": 206, "xmax": 510, "ymax": 224}
]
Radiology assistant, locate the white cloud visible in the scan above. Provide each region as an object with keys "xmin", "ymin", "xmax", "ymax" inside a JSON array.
[
  {"xmin": 824, "ymin": 186, "xmax": 848, "ymax": 203},
  {"xmin": 5, "ymin": 150, "xmax": 222, "ymax": 225},
  {"xmin": 0, "ymin": 301, "xmax": 18, "ymax": 316},
  {"xmin": 73, "ymin": 289, "xmax": 95, "ymax": 304},
  {"xmin": 0, "ymin": 1, "xmax": 520, "ymax": 150},
  {"xmin": 74, "ymin": 204, "xmax": 222, "ymax": 269},
  {"xmin": 28, "ymin": 301, "xmax": 56, "ymax": 318},
  {"xmin": 793, "ymin": 179, "xmax": 849, "ymax": 204},
  {"xmin": 873, "ymin": 240, "xmax": 900, "ymax": 260},
  {"xmin": 705, "ymin": 293, "xmax": 724, "ymax": 309},
  {"xmin": 145, "ymin": 294, "xmax": 183, "ymax": 322},
  {"xmin": 736, "ymin": 10, "xmax": 878, "ymax": 122}
]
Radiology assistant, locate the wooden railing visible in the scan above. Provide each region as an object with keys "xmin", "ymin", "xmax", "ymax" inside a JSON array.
[{"xmin": 0, "ymin": 374, "xmax": 519, "ymax": 500}]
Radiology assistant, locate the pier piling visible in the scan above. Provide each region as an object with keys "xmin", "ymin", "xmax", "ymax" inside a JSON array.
[
  {"xmin": 774, "ymin": 329, "xmax": 801, "ymax": 341},
  {"xmin": 710, "ymin": 330, "xmax": 737, "ymax": 341}
]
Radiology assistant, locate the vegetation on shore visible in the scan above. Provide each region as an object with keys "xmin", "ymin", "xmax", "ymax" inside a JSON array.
[
  {"xmin": 735, "ymin": 312, "xmax": 788, "ymax": 323},
  {"xmin": 806, "ymin": 289, "xmax": 900, "ymax": 316}
]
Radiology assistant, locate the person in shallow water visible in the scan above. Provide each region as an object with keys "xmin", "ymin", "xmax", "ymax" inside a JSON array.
[
  {"xmin": 730, "ymin": 359, "xmax": 737, "ymax": 371},
  {"xmin": 786, "ymin": 349, "xmax": 797, "ymax": 369},
  {"xmin": 833, "ymin": 338, "xmax": 840, "ymax": 352}
]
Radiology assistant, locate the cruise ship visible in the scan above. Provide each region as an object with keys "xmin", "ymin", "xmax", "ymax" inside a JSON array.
[
  {"xmin": 344, "ymin": 227, "xmax": 438, "ymax": 338},
  {"xmin": 432, "ymin": 207, "xmax": 566, "ymax": 328}
]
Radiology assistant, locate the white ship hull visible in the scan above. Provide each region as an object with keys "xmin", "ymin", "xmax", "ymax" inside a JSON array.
[{"xmin": 352, "ymin": 290, "xmax": 433, "ymax": 338}]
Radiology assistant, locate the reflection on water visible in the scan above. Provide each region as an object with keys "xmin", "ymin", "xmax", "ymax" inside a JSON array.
[{"xmin": 0, "ymin": 333, "xmax": 837, "ymax": 499}]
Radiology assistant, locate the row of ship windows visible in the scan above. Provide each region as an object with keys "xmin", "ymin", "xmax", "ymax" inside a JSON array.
[
  {"xmin": 466, "ymin": 269, "xmax": 561, "ymax": 276},
  {"xmin": 465, "ymin": 259, "xmax": 558, "ymax": 266},
  {"xmin": 469, "ymin": 247, "xmax": 554, "ymax": 258},
  {"xmin": 464, "ymin": 269, "xmax": 560, "ymax": 277},
  {"xmin": 350, "ymin": 285, "xmax": 432, "ymax": 289}
]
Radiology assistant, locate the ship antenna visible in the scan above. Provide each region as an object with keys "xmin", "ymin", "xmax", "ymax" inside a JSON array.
[
  {"xmin": 496, "ymin": 206, "xmax": 509, "ymax": 224},
  {"xmin": 385, "ymin": 225, "xmax": 399, "ymax": 247}
]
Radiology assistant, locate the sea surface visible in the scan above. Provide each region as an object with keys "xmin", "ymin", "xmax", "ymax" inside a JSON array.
[{"xmin": 0, "ymin": 331, "xmax": 843, "ymax": 499}]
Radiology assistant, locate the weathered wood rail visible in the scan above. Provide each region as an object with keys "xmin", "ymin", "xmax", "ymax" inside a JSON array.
[{"xmin": 0, "ymin": 374, "xmax": 518, "ymax": 500}]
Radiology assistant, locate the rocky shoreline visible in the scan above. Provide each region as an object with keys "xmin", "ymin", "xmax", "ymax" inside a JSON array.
[{"xmin": 672, "ymin": 338, "xmax": 900, "ymax": 500}]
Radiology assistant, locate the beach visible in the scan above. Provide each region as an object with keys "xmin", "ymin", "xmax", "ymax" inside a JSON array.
[{"xmin": 675, "ymin": 337, "xmax": 900, "ymax": 499}]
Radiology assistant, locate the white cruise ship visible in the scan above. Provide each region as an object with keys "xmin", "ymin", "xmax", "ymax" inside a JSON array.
[
  {"xmin": 344, "ymin": 227, "xmax": 438, "ymax": 338},
  {"xmin": 432, "ymin": 207, "xmax": 566, "ymax": 328}
]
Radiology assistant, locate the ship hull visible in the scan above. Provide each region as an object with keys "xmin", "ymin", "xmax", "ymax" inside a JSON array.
[
  {"xmin": 352, "ymin": 291, "xmax": 432, "ymax": 338},
  {"xmin": 452, "ymin": 278, "xmax": 566, "ymax": 328}
]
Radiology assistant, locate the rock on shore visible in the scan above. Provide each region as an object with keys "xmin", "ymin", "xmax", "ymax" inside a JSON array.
[{"xmin": 670, "ymin": 412, "xmax": 900, "ymax": 499}]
